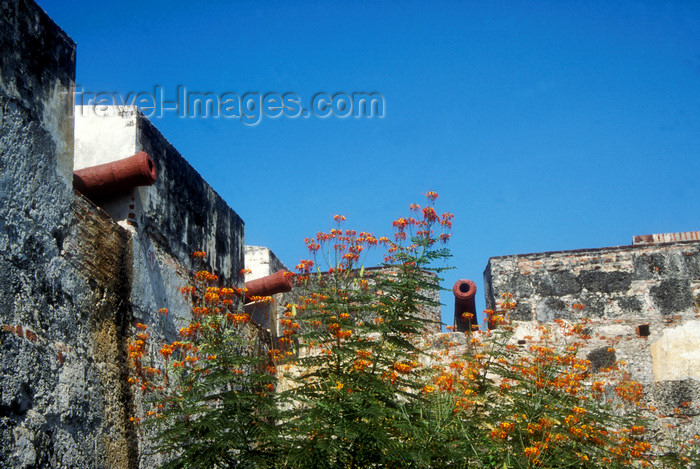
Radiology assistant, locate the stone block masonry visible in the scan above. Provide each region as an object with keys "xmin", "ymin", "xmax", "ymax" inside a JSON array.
[
  {"xmin": 484, "ymin": 235, "xmax": 700, "ymax": 324},
  {"xmin": 484, "ymin": 232, "xmax": 700, "ymax": 442}
]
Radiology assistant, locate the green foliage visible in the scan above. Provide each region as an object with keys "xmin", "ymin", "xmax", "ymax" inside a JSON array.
[
  {"xmin": 128, "ymin": 193, "xmax": 699, "ymax": 468},
  {"xmin": 128, "ymin": 265, "xmax": 280, "ymax": 468},
  {"xmin": 271, "ymin": 195, "xmax": 452, "ymax": 468}
]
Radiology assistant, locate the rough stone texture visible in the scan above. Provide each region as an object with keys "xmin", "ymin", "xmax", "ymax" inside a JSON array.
[
  {"xmin": 0, "ymin": 0, "xmax": 75, "ymax": 183},
  {"xmin": 1, "ymin": 3, "xmax": 247, "ymax": 467},
  {"xmin": 484, "ymin": 236, "xmax": 700, "ymax": 447},
  {"xmin": 651, "ymin": 379, "xmax": 700, "ymax": 417},
  {"xmin": 586, "ymin": 347, "xmax": 617, "ymax": 372},
  {"xmin": 0, "ymin": 2, "xmax": 113, "ymax": 467},
  {"xmin": 650, "ymin": 277, "xmax": 693, "ymax": 316},
  {"xmin": 484, "ymin": 240, "xmax": 700, "ymax": 325},
  {"xmin": 73, "ymin": 110, "xmax": 246, "ymax": 468},
  {"xmin": 64, "ymin": 194, "xmax": 138, "ymax": 469}
]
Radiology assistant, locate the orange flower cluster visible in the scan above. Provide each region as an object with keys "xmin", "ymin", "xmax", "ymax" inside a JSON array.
[
  {"xmin": 615, "ymin": 379, "xmax": 644, "ymax": 404},
  {"xmin": 129, "ymin": 337, "xmax": 146, "ymax": 360},
  {"xmin": 353, "ymin": 359, "xmax": 372, "ymax": 372},
  {"xmin": 298, "ymin": 215, "xmax": 383, "ymax": 274},
  {"xmin": 385, "ymin": 192, "xmax": 453, "ymax": 261},
  {"xmin": 248, "ymin": 295, "xmax": 273, "ymax": 303},
  {"xmin": 192, "ymin": 306, "xmax": 210, "ymax": 318},
  {"xmin": 225, "ymin": 312, "xmax": 250, "ymax": 324},
  {"xmin": 159, "ymin": 344, "xmax": 174, "ymax": 359},
  {"xmin": 295, "ymin": 259, "xmax": 314, "ymax": 273},
  {"xmin": 393, "ymin": 360, "xmax": 417, "ymax": 375},
  {"xmin": 179, "ymin": 322, "xmax": 201, "ymax": 338},
  {"xmin": 179, "ymin": 286, "xmax": 195, "ymax": 297},
  {"xmin": 484, "ymin": 308, "xmax": 506, "ymax": 328},
  {"xmin": 196, "ymin": 270, "xmax": 218, "ymax": 282},
  {"xmin": 425, "ymin": 309, "xmax": 657, "ymax": 467}
]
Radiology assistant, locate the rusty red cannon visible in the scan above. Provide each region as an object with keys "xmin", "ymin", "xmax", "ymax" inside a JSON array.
[
  {"xmin": 73, "ymin": 151, "xmax": 157, "ymax": 201},
  {"xmin": 244, "ymin": 270, "xmax": 293, "ymax": 303},
  {"xmin": 453, "ymin": 279, "xmax": 479, "ymax": 332}
]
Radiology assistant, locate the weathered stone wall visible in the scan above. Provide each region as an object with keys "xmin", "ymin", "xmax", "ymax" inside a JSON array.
[
  {"xmin": 484, "ymin": 237, "xmax": 700, "ymax": 324},
  {"xmin": 0, "ymin": 1, "xmax": 128, "ymax": 466},
  {"xmin": 484, "ymin": 234, "xmax": 700, "ymax": 443},
  {"xmin": 1, "ymin": 2, "xmax": 247, "ymax": 466},
  {"xmin": 72, "ymin": 111, "xmax": 246, "ymax": 468},
  {"xmin": 74, "ymin": 106, "xmax": 244, "ymax": 285},
  {"xmin": 64, "ymin": 194, "xmax": 138, "ymax": 468}
]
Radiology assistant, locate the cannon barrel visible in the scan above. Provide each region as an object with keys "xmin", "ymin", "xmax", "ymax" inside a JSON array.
[
  {"xmin": 73, "ymin": 151, "xmax": 157, "ymax": 200},
  {"xmin": 453, "ymin": 279, "xmax": 478, "ymax": 332},
  {"xmin": 244, "ymin": 270, "xmax": 292, "ymax": 302}
]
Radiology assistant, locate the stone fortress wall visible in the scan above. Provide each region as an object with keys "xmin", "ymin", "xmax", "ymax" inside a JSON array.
[
  {"xmin": 1, "ymin": 1, "xmax": 245, "ymax": 467},
  {"xmin": 484, "ymin": 232, "xmax": 700, "ymax": 438}
]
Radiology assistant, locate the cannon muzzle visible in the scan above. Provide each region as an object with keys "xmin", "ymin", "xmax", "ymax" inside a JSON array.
[
  {"xmin": 244, "ymin": 270, "xmax": 292, "ymax": 302},
  {"xmin": 73, "ymin": 151, "xmax": 157, "ymax": 201},
  {"xmin": 453, "ymin": 279, "xmax": 478, "ymax": 332}
]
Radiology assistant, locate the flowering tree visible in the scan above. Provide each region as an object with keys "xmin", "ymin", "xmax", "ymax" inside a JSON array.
[
  {"xmin": 416, "ymin": 300, "xmax": 655, "ymax": 468},
  {"xmin": 128, "ymin": 192, "xmax": 698, "ymax": 468},
  {"xmin": 272, "ymin": 191, "xmax": 453, "ymax": 468},
  {"xmin": 128, "ymin": 254, "xmax": 279, "ymax": 468}
]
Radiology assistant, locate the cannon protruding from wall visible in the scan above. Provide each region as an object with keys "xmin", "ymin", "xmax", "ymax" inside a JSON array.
[
  {"xmin": 244, "ymin": 270, "xmax": 293, "ymax": 303},
  {"xmin": 73, "ymin": 151, "xmax": 157, "ymax": 201},
  {"xmin": 453, "ymin": 279, "xmax": 478, "ymax": 332}
]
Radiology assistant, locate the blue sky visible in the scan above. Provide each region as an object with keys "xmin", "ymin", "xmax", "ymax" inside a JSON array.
[{"xmin": 40, "ymin": 0, "xmax": 699, "ymax": 326}]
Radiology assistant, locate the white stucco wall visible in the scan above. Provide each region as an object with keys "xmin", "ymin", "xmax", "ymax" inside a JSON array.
[
  {"xmin": 651, "ymin": 320, "xmax": 700, "ymax": 382},
  {"xmin": 74, "ymin": 105, "xmax": 140, "ymax": 170}
]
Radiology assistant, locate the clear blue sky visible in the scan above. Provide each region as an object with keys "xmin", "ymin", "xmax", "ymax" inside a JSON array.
[{"xmin": 40, "ymin": 0, "xmax": 699, "ymax": 327}]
